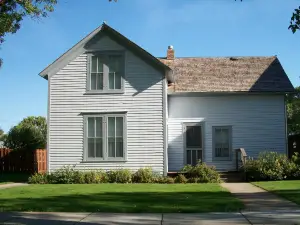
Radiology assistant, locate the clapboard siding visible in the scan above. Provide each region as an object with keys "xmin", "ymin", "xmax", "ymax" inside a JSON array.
[
  {"xmin": 49, "ymin": 35, "xmax": 164, "ymax": 173},
  {"xmin": 168, "ymin": 95, "xmax": 286, "ymax": 171}
]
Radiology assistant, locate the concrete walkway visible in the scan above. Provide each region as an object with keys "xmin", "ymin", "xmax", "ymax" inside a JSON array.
[
  {"xmin": 0, "ymin": 182, "xmax": 28, "ymax": 189},
  {"xmin": 221, "ymin": 182, "xmax": 299, "ymax": 211},
  {"xmin": 1, "ymin": 212, "xmax": 300, "ymax": 224}
]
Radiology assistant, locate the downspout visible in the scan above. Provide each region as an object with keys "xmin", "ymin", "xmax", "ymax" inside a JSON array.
[
  {"xmin": 284, "ymin": 94, "xmax": 288, "ymax": 156},
  {"xmin": 163, "ymin": 74, "xmax": 168, "ymax": 176},
  {"xmin": 47, "ymin": 75, "xmax": 51, "ymax": 173}
]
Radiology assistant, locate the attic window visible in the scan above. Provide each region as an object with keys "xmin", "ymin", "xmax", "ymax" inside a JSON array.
[{"xmin": 87, "ymin": 52, "xmax": 125, "ymax": 93}]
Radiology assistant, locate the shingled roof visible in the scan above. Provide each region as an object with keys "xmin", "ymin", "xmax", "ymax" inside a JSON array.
[{"xmin": 159, "ymin": 56, "xmax": 294, "ymax": 93}]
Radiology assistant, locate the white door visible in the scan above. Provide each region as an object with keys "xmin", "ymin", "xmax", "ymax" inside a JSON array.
[{"xmin": 183, "ymin": 123, "xmax": 203, "ymax": 165}]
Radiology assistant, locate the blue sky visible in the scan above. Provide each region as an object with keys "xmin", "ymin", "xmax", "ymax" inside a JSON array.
[{"xmin": 0, "ymin": 0, "xmax": 299, "ymax": 132}]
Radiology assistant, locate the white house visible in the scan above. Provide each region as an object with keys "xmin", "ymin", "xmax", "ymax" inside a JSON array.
[{"xmin": 40, "ymin": 23, "xmax": 294, "ymax": 175}]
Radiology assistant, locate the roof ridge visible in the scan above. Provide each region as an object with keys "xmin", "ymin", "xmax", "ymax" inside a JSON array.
[{"xmin": 158, "ymin": 56, "xmax": 276, "ymax": 59}]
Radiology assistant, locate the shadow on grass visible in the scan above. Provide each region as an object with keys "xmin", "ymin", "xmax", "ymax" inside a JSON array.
[
  {"xmin": 0, "ymin": 173, "xmax": 30, "ymax": 184},
  {"xmin": 268, "ymin": 189, "xmax": 300, "ymax": 205},
  {"xmin": 0, "ymin": 191, "xmax": 243, "ymax": 213}
]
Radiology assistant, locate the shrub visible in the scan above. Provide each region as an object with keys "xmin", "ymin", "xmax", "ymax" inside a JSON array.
[
  {"xmin": 28, "ymin": 173, "xmax": 48, "ymax": 184},
  {"xmin": 187, "ymin": 177, "xmax": 200, "ymax": 183},
  {"xmin": 181, "ymin": 162, "xmax": 221, "ymax": 183},
  {"xmin": 49, "ymin": 166, "xmax": 79, "ymax": 184},
  {"xmin": 244, "ymin": 151, "xmax": 300, "ymax": 181},
  {"xmin": 165, "ymin": 177, "xmax": 175, "ymax": 184},
  {"xmin": 174, "ymin": 174, "xmax": 188, "ymax": 183},
  {"xmin": 152, "ymin": 175, "xmax": 166, "ymax": 184},
  {"xmin": 107, "ymin": 169, "xmax": 132, "ymax": 183},
  {"xmin": 83, "ymin": 171, "xmax": 108, "ymax": 184},
  {"xmin": 132, "ymin": 167, "xmax": 154, "ymax": 183}
]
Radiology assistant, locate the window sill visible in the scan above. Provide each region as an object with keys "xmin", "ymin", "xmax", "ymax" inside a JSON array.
[
  {"xmin": 82, "ymin": 160, "xmax": 127, "ymax": 163},
  {"xmin": 84, "ymin": 90, "xmax": 124, "ymax": 95},
  {"xmin": 212, "ymin": 158, "xmax": 232, "ymax": 162}
]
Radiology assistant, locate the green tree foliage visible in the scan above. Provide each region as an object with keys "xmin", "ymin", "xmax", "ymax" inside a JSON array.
[
  {"xmin": 0, "ymin": 0, "xmax": 57, "ymax": 65},
  {"xmin": 287, "ymin": 86, "xmax": 300, "ymax": 135},
  {"xmin": 4, "ymin": 116, "xmax": 47, "ymax": 151},
  {"xmin": 289, "ymin": 7, "xmax": 300, "ymax": 33},
  {"xmin": 0, "ymin": 127, "xmax": 3, "ymax": 136}
]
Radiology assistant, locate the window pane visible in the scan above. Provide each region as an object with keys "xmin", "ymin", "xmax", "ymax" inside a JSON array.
[
  {"xmin": 88, "ymin": 138, "xmax": 95, "ymax": 158},
  {"xmin": 95, "ymin": 117, "xmax": 102, "ymax": 137},
  {"xmin": 197, "ymin": 150, "xmax": 202, "ymax": 162},
  {"xmin": 91, "ymin": 73, "xmax": 97, "ymax": 90},
  {"xmin": 88, "ymin": 118, "xmax": 95, "ymax": 137},
  {"xmin": 214, "ymin": 128, "xmax": 230, "ymax": 158},
  {"xmin": 97, "ymin": 56, "xmax": 104, "ymax": 72},
  {"xmin": 108, "ymin": 117, "xmax": 116, "ymax": 157},
  {"xmin": 187, "ymin": 150, "xmax": 191, "ymax": 165},
  {"xmin": 116, "ymin": 137, "xmax": 123, "ymax": 157},
  {"xmin": 186, "ymin": 126, "xmax": 202, "ymax": 148},
  {"xmin": 108, "ymin": 117, "xmax": 115, "ymax": 137},
  {"xmin": 95, "ymin": 138, "xmax": 103, "ymax": 158},
  {"xmin": 91, "ymin": 56, "xmax": 97, "ymax": 72},
  {"xmin": 109, "ymin": 72, "xmax": 115, "ymax": 89},
  {"xmin": 109, "ymin": 55, "xmax": 121, "ymax": 72},
  {"xmin": 97, "ymin": 73, "xmax": 103, "ymax": 90},
  {"xmin": 115, "ymin": 72, "xmax": 121, "ymax": 89},
  {"xmin": 192, "ymin": 150, "xmax": 197, "ymax": 166},
  {"xmin": 108, "ymin": 137, "xmax": 115, "ymax": 157},
  {"xmin": 116, "ymin": 117, "xmax": 123, "ymax": 137}
]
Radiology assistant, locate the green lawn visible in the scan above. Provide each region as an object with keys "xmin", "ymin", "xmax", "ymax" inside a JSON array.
[
  {"xmin": 0, "ymin": 184, "xmax": 243, "ymax": 213},
  {"xmin": 253, "ymin": 181, "xmax": 300, "ymax": 205},
  {"xmin": 0, "ymin": 173, "xmax": 30, "ymax": 184}
]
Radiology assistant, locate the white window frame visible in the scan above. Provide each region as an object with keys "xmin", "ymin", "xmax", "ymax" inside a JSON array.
[
  {"xmin": 83, "ymin": 114, "xmax": 127, "ymax": 162},
  {"xmin": 86, "ymin": 51, "xmax": 125, "ymax": 94},
  {"xmin": 212, "ymin": 126, "xmax": 232, "ymax": 161}
]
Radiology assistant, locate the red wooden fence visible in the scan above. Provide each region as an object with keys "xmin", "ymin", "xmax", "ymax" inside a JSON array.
[{"xmin": 0, "ymin": 148, "xmax": 47, "ymax": 173}]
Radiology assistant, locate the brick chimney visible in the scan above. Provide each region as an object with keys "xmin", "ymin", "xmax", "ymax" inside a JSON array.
[{"xmin": 167, "ymin": 45, "xmax": 175, "ymax": 60}]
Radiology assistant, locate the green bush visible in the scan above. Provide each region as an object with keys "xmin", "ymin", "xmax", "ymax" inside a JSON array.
[
  {"xmin": 180, "ymin": 162, "xmax": 221, "ymax": 183},
  {"xmin": 187, "ymin": 177, "xmax": 200, "ymax": 183},
  {"xmin": 174, "ymin": 174, "xmax": 188, "ymax": 183},
  {"xmin": 83, "ymin": 171, "xmax": 108, "ymax": 184},
  {"xmin": 107, "ymin": 169, "xmax": 132, "ymax": 183},
  {"xmin": 165, "ymin": 177, "xmax": 175, "ymax": 184},
  {"xmin": 28, "ymin": 173, "xmax": 49, "ymax": 184},
  {"xmin": 244, "ymin": 152, "xmax": 300, "ymax": 181},
  {"xmin": 49, "ymin": 166, "xmax": 79, "ymax": 184},
  {"xmin": 132, "ymin": 167, "xmax": 154, "ymax": 183}
]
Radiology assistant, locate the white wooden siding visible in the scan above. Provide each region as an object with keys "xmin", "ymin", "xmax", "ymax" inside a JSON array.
[
  {"xmin": 49, "ymin": 35, "xmax": 164, "ymax": 173},
  {"xmin": 168, "ymin": 95, "xmax": 286, "ymax": 171}
]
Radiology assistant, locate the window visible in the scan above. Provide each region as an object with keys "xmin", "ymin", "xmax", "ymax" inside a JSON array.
[
  {"xmin": 84, "ymin": 114, "xmax": 126, "ymax": 161},
  {"xmin": 87, "ymin": 53, "xmax": 124, "ymax": 93},
  {"xmin": 212, "ymin": 126, "xmax": 232, "ymax": 161},
  {"xmin": 184, "ymin": 124, "xmax": 203, "ymax": 166}
]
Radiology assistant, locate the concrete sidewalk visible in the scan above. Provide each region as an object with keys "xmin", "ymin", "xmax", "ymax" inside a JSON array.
[
  {"xmin": 1, "ymin": 211, "xmax": 300, "ymax": 224},
  {"xmin": 221, "ymin": 182, "xmax": 300, "ymax": 211}
]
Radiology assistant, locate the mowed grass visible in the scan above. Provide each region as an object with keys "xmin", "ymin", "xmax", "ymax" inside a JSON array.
[
  {"xmin": 0, "ymin": 184, "xmax": 243, "ymax": 213},
  {"xmin": 253, "ymin": 181, "xmax": 300, "ymax": 205}
]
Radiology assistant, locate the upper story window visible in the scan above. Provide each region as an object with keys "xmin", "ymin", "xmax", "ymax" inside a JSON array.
[{"xmin": 87, "ymin": 52, "xmax": 124, "ymax": 93}]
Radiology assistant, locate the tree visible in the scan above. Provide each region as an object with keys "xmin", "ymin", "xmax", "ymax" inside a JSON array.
[
  {"xmin": 4, "ymin": 116, "xmax": 47, "ymax": 151},
  {"xmin": 0, "ymin": 0, "xmax": 57, "ymax": 66},
  {"xmin": 287, "ymin": 86, "xmax": 300, "ymax": 135},
  {"xmin": 289, "ymin": 7, "xmax": 300, "ymax": 33},
  {"xmin": 0, "ymin": 127, "xmax": 3, "ymax": 136}
]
